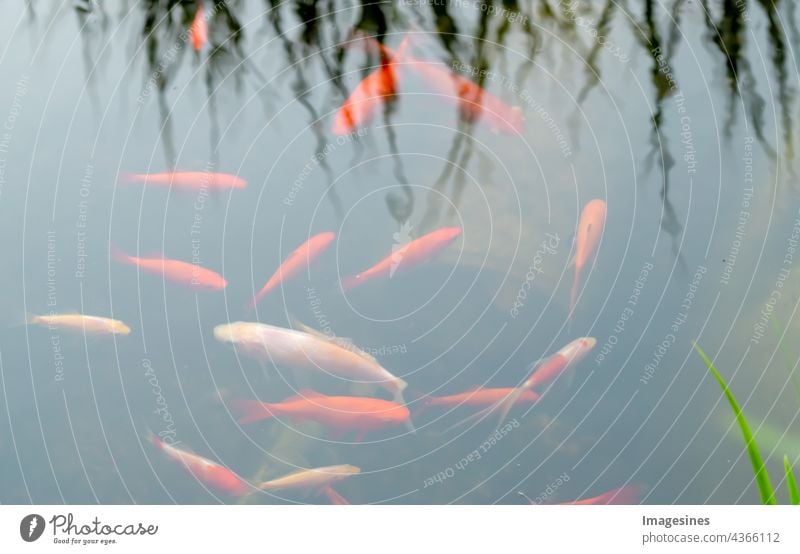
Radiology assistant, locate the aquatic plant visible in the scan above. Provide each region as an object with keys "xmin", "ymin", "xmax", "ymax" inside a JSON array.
[{"xmin": 693, "ymin": 342, "xmax": 800, "ymax": 505}]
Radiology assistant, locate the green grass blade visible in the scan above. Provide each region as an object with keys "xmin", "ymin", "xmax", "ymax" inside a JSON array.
[
  {"xmin": 784, "ymin": 455, "xmax": 800, "ymax": 505},
  {"xmin": 693, "ymin": 342, "xmax": 776, "ymax": 504}
]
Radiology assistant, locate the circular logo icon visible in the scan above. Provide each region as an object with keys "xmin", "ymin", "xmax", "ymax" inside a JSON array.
[{"xmin": 20, "ymin": 514, "xmax": 45, "ymax": 542}]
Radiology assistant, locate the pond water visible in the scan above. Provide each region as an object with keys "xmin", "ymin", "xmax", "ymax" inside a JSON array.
[{"xmin": 1, "ymin": 0, "xmax": 799, "ymax": 505}]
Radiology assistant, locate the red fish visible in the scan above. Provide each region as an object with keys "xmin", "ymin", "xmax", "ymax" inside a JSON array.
[
  {"xmin": 402, "ymin": 55, "xmax": 524, "ymax": 133},
  {"xmin": 149, "ymin": 433, "xmax": 250, "ymax": 497},
  {"xmin": 230, "ymin": 390, "xmax": 410, "ymax": 440},
  {"xmin": 569, "ymin": 199, "xmax": 606, "ymax": 323},
  {"xmin": 341, "ymin": 226, "xmax": 461, "ymax": 290},
  {"xmin": 560, "ymin": 485, "xmax": 640, "ymax": 505},
  {"xmin": 446, "ymin": 338, "xmax": 596, "ymax": 432},
  {"xmin": 189, "ymin": 1, "xmax": 208, "ymax": 52},
  {"xmin": 247, "ymin": 232, "xmax": 335, "ymax": 310},
  {"xmin": 414, "ymin": 387, "xmax": 540, "ymax": 418},
  {"xmin": 120, "ymin": 171, "xmax": 246, "ymax": 192},
  {"xmin": 111, "ymin": 245, "xmax": 227, "ymax": 291},
  {"xmin": 332, "ymin": 40, "xmax": 408, "ymax": 135}
]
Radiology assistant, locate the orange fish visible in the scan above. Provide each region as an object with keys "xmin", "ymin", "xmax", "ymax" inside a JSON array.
[
  {"xmin": 379, "ymin": 35, "xmax": 521, "ymax": 133},
  {"xmin": 332, "ymin": 38, "xmax": 410, "ymax": 135},
  {"xmin": 414, "ymin": 387, "xmax": 540, "ymax": 418},
  {"xmin": 560, "ymin": 485, "xmax": 640, "ymax": 505},
  {"xmin": 247, "ymin": 232, "xmax": 335, "ymax": 311},
  {"xmin": 121, "ymin": 171, "xmax": 246, "ymax": 192},
  {"xmin": 231, "ymin": 390, "xmax": 410, "ymax": 440},
  {"xmin": 341, "ymin": 226, "xmax": 461, "ymax": 290},
  {"xmin": 521, "ymin": 337, "xmax": 597, "ymax": 392},
  {"xmin": 149, "ymin": 433, "xmax": 250, "ymax": 497},
  {"xmin": 569, "ymin": 199, "xmax": 607, "ymax": 323},
  {"xmin": 402, "ymin": 55, "xmax": 524, "ymax": 134},
  {"xmin": 450, "ymin": 338, "xmax": 596, "ymax": 431},
  {"xmin": 112, "ymin": 246, "xmax": 227, "ymax": 291},
  {"xmin": 189, "ymin": 1, "xmax": 208, "ymax": 52}
]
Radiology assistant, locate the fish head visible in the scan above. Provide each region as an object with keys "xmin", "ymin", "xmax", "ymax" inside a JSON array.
[
  {"xmin": 213, "ymin": 322, "xmax": 244, "ymax": 344},
  {"xmin": 560, "ymin": 337, "xmax": 597, "ymax": 362},
  {"xmin": 381, "ymin": 403, "xmax": 411, "ymax": 426}
]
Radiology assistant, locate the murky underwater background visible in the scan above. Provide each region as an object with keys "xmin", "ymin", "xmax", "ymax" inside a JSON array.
[{"xmin": 2, "ymin": 0, "xmax": 800, "ymax": 504}]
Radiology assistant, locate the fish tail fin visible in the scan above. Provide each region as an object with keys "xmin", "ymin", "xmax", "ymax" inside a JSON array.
[
  {"xmin": 393, "ymin": 381, "xmax": 417, "ymax": 434},
  {"xmin": 109, "ymin": 244, "xmax": 132, "ymax": 265},
  {"xmin": 116, "ymin": 173, "xmax": 138, "ymax": 187},
  {"xmin": 392, "ymin": 35, "xmax": 412, "ymax": 62},
  {"xmin": 492, "ymin": 387, "xmax": 525, "ymax": 429},
  {"xmin": 244, "ymin": 296, "xmax": 259, "ymax": 314},
  {"xmin": 229, "ymin": 399, "xmax": 276, "ymax": 425},
  {"xmin": 438, "ymin": 404, "xmax": 496, "ymax": 435},
  {"xmin": 568, "ymin": 269, "xmax": 580, "ymax": 326},
  {"xmin": 323, "ymin": 486, "xmax": 351, "ymax": 505},
  {"xmin": 22, "ymin": 312, "xmax": 39, "ymax": 327},
  {"xmin": 340, "ymin": 274, "xmax": 361, "ymax": 291}
]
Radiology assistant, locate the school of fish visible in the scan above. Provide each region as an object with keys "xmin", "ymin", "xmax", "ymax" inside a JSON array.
[{"xmin": 23, "ymin": 31, "xmax": 632, "ymax": 504}]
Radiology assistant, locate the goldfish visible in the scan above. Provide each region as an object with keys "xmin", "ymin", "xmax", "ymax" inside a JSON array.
[
  {"xmin": 448, "ymin": 337, "xmax": 596, "ymax": 431},
  {"xmin": 189, "ymin": 1, "xmax": 208, "ymax": 52},
  {"xmin": 332, "ymin": 38, "xmax": 410, "ymax": 135},
  {"xmin": 403, "ymin": 55, "xmax": 524, "ymax": 134},
  {"xmin": 247, "ymin": 232, "xmax": 335, "ymax": 311},
  {"xmin": 111, "ymin": 246, "xmax": 228, "ymax": 291},
  {"xmin": 149, "ymin": 433, "xmax": 250, "ymax": 497},
  {"xmin": 28, "ymin": 313, "xmax": 131, "ymax": 336},
  {"xmin": 258, "ymin": 465, "xmax": 360, "ymax": 504},
  {"xmin": 569, "ymin": 199, "xmax": 607, "ymax": 323},
  {"xmin": 231, "ymin": 390, "xmax": 410, "ymax": 440},
  {"xmin": 213, "ymin": 322, "xmax": 408, "ymax": 406},
  {"xmin": 341, "ymin": 226, "xmax": 461, "ymax": 290},
  {"xmin": 413, "ymin": 387, "xmax": 540, "ymax": 418},
  {"xmin": 560, "ymin": 485, "xmax": 640, "ymax": 505},
  {"xmin": 120, "ymin": 171, "xmax": 246, "ymax": 192},
  {"xmin": 521, "ymin": 337, "xmax": 597, "ymax": 392}
]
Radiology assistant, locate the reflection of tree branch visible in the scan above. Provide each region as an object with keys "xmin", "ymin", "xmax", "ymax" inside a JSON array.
[
  {"xmin": 575, "ymin": 0, "xmax": 616, "ymax": 105},
  {"xmin": 698, "ymin": 0, "xmax": 777, "ymax": 162}
]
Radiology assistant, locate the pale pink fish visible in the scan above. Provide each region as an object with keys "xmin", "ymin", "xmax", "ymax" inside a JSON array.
[{"xmin": 569, "ymin": 199, "xmax": 606, "ymax": 323}]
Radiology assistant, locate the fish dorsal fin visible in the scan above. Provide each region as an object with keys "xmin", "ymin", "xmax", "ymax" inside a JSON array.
[
  {"xmin": 289, "ymin": 316, "xmax": 379, "ymax": 364},
  {"xmin": 282, "ymin": 389, "xmax": 327, "ymax": 403},
  {"xmin": 288, "ymin": 315, "xmax": 328, "ymax": 338},
  {"xmin": 332, "ymin": 338, "xmax": 379, "ymax": 364}
]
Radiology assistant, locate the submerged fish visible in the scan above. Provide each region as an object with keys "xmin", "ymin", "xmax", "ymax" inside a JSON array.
[
  {"xmin": 414, "ymin": 387, "xmax": 540, "ymax": 417},
  {"xmin": 112, "ymin": 246, "xmax": 227, "ymax": 291},
  {"xmin": 213, "ymin": 322, "xmax": 408, "ymax": 405},
  {"xmin": 560, "ymin": 485, "xmax": 640, "ymax": 505},
  {"xmin": 28, "ymin": 313, "xmax": 131, "ymax": 336},
  {"xmin": 120, "ymin": 171, "xmax": 246, "ymax": 192},
  {"xmin": 189, "ymin": 1, "xmax": 208, "ymax": 51},
  {"xmin": 231, "ymin": 390, "xmax": 410, "ymax": 440},
  {"xmin": 247, "ymin": 232, "xmax": 335, "ymax": 311},
  {"xmin": 402, "ymin": 55, "xmax": 524, "ymax": 134},
  {"xmin": 341, "ymin": 226, "xmax": 461, "ymax": 290},
  {"xmin": 521, "ymin": 337, "xmax": 597, "ymax": 392},
  {"xmin": 569, "ymin": 199, "xmax": 606, "ymax": 323},
  {"xmin": 332, "ymin": 38, "xmax": 410, "ymax": 135},
  {"xmin": 259, "ymin": 464, "xmax": 360, "ymax": 504},
  {"xmin": 447, "ymin": 337, "xmax": 596, "ymax": 431},
  {"xmin": 149, "ymin": 433, "xmax": 250, "ymax": 497}
]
